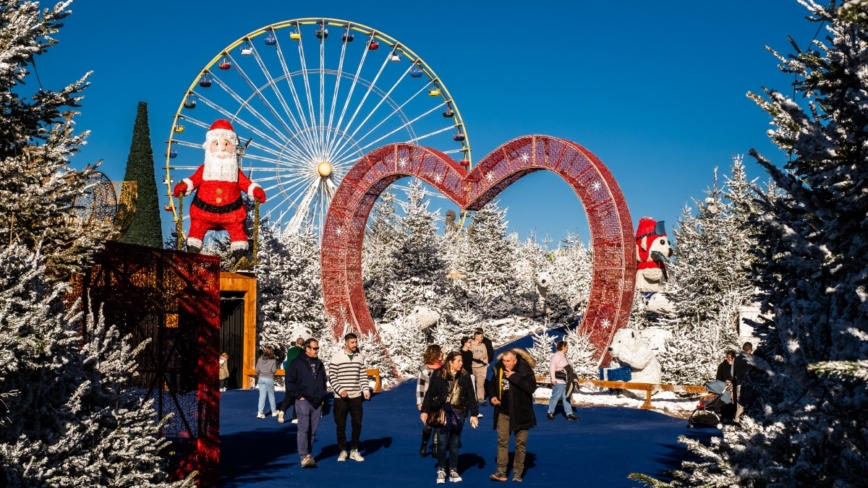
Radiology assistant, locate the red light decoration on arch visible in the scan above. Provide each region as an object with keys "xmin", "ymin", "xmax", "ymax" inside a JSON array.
[{"xmin": 321, "ymin": 135, "xmax": 635, "ymax": 366}]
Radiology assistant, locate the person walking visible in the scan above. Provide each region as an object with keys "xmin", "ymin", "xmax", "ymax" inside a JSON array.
[
  {"xmin": 329, "ymin": 333, "xmax": 371, "ymax": 462},
  {"xmin": 278, "ymin": 337, "xmax": 305, "ymax": 424},
  {"xmin": 547, "ymin": 342, "xmax": 578, "ymax": 421},
  {"xmin": 416, "ymin": 344, "xmax": 443, "ymax": 457},
  {"xmin": 488, "ymin": 349, "xmax": 537, "ymax": 483},
  {"xmin": 219, "ymin": 352, "xmax": 230, "ymax": 392},
  {"xmin": 285, "ymin": 338, "xmax": 327, "ymax": 468},
  {"xmin": 732, "ymin": 342, "xmax": 754, "ymax": 421},
  {"xmin": 421, "ymin": 351, "xmax": 480, "ymax": 484},
  {"xmin": 716, "ymin": 350, "xmax": 737, "ymax": 422},
  {"xmin": 470, "ymin": 331, "xmax": 489, "ymax": 405},
  {"xmin": 255, "ymin": 346, "xmax": 278, "ymax": 418}
]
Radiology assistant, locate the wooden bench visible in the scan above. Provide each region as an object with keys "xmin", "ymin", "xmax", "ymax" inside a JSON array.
[
  {"xmin": 537, "ymin": 376, "xmax": 706, "ymax": 410},
  {"xmin": 245, "ymin": 368, "xmax": 383, "ymax": 393}
]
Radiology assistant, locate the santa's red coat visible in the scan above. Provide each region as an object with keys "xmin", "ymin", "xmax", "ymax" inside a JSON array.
[{"xmin": 182, "ymin": 165, "xmax": 257, "ymax": 225}]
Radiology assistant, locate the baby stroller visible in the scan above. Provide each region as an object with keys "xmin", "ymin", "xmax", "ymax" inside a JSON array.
[{"xmin": 687, "ymin": 380, "xmax": 732, "ymax": 429}]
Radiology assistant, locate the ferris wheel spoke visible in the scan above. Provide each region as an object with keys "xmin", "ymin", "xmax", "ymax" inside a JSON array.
[
  {"xmin": 273, "ymin": 35, "xmax": 319, "ymax": 153},
  {"xmin": 208, "ymin": 73, "xmax": 291, "ymax": 145},
  {"xmin": 249, "ymin": 44, "xmax": 310, "ymax": 145},
  {"xmin": 196, "ymin": 92, "xmax": 289, "ymax": 150},
  {"xmin": 335, "ymin": 80, "xmax": 432, "ymax": 159},
  {"xmin": 295, "ymin": 31, "xmax": 320, "ymax": 160},
  {"xmin": 405, "ymin": 125, "xmax": 455, "ymax": 144},
  {"xmin": 171, "ymin": 139, "xmax": 206, "ymax": 150},
  {"xmin": 319, "ymin": 31, "xmax": 326, "ymax": 155},
  {"xmin": 332, "ymin": 36, "xmax": 372, "ymax": 153},
  {"xmin": 324, "ymin": 28, "xmax": 349, "ymax": 154},
  {"xmin": 176, "ymin": 113, "xmax": 212, "ymax": 131},
  {"xmin": 247, "ymin": 140, "xmax": 286, "ymax": 158},
  {"xmin": 231, "ymin": 53, "xmax": 321, "ymax": 161},
  {"xmin": 285, "ymin": 180, "xmax": 320, "ymax": 231},
  {"xmin": 328, "ymin": 63, "xmax": 414, "ymax": 160},
  {"xmin": 441, "ymin": 148, "xmax": 466, "ymax": 155},
  {"xmin": 329, "ymin": 53, "xmax": 391, "ymax": 159},
  {"xmin": 339, "ymin": 102, "xmax": 446, "ymax": 159}
]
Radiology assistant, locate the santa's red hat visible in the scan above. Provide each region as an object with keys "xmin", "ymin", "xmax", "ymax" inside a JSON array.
[{"xmin": 203, "ymin": 119, "xmax": 238, "ymax": 148}]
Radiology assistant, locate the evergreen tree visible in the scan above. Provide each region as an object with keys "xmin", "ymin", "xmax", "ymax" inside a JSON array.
[
  {"xmin": 362, "ymin": 190, "xmax": 400, "ymax": 320},
  {"xmin": 456, "ymin": 200, "xmax": 517, "ymax": 319},
  {"xmin": 256, "ymin": 224, "xmax": 325, "ymax": 352},
  {"xmin": 119, "ymin": 102, "xmax": 163, "ymax": 248},
  {"xmin": 0, "ymin": 0, "xmax": 111, "ymax": 282},
  {"xmin": 381, "ymin": 181, "xmax": 450, "ymax": 321},
  {"xmin": 634, "ymin": 2, "xmax": 868, "ymax": 485},
  {"xmin": 0, "ymin": 244, "xmax": 191, "ymax": 487}
]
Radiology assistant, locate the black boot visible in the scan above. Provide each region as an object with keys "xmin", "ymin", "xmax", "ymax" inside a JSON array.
[
  {"xmin": 420, "ymin": 429, "xmax": 432, "ymax": 457},
  {"xmin": 187, "ymin": 242, "xmax": 202, "ymax": 254}
]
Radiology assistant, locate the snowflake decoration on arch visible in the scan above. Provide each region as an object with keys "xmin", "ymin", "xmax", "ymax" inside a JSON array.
[
  {"xmin": 485, "ymin": 172, "xmax": 494, "ymax": 182},
  {"xmin": 601, "ymin": 318, "xmax": 611, "ymax": 329},
  {"xmin": 519, "ymin": 153, "xmax": 530, "ymax": 163},
  {"xmin": 335, "ymin": 226, "xmax": 343, "ymax": 236},
  {"xmin": 397, "ymin": 157, "xmax": 408, "ymax": 169},
  {"xmin": 591, "ymin": 180, "xmax": 602, "ymax": 191},
  {"xmin": 433, "ymin": 174, "xmax": 443, "ymax": 184}
]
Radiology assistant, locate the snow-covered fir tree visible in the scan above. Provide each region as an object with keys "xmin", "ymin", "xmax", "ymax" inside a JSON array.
[
  {"xmin": 652, "ymin": 159, "xmax": 758, "ymax": 385},
  {"xmin": 256, "ymin": 224, "xmax": 325, "ymax": 353},
  {"xmin": 634, "ymin": 2, "xmax": 868, "ymax": 485},
  {"xmin": 0, "ymin": 244, "xmax": 192, "ymax": 487},
  {"xmin": 362, "ymin": 189, "xmax": 401, "ymax": 319},
  {"xmin": 0, "ymin": 0, "xmax": 111, "ymax": 282},
  {"xmin": 0, "ymin": 2, "xmax": 189, "ymax": 485},
  {"xmin": 382, "ymin": 181, "xmax": 451, "ymax": 321},
  {"xmin": 455, "ymin": 200, "xmax": 518, "ymax": 323}
]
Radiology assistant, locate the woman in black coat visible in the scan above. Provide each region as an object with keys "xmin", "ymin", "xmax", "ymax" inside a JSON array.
[
  {"xmin": 421, "ymin": 351, "xmax": 480, "ymax": 484},
  {"xmin": 715, "ymin": 350, "xmax": 736, "ymax": 421}
]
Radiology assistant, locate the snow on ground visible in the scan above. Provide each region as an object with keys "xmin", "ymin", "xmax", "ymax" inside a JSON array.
[{"xmin": 534, "ymin": 386, "xmax": 700, "ymax": 419}]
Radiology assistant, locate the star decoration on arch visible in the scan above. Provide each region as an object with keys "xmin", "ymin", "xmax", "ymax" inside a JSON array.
[
  {"xmin": 520, "ymin": 153, "xmax": 530, "ymax": 163},
  {"xmin": 485, "ymin": 172, "xmax": 494, "ymax": 182},
  {"xmin": 601, "ymin": 318, "xmax": 611, "ymax": 328},
  {"xmin": 433, "ymin": 174, "xmax": 443, "ymax": 184},
  {"xmin": 591, "ymin": 180, "xmax": 602, "ymax": 191},
  {"xmin": 397, "ymin": 157, "xmax": 408, "ymax": 169}
]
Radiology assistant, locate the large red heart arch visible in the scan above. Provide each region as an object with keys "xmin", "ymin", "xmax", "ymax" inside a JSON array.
[{"xmin": 321, "ymin": 135, "xmax": 636, "ymax": 365}]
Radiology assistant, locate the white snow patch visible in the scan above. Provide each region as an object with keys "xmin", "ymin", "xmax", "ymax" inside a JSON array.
[{"xmin": 533, "ymin": 386, "xmax": 700, "ymax": 417}]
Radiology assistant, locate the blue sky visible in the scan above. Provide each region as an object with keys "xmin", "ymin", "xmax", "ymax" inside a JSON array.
[{"xmin": 38, "ymin": 0, "xmax": 818, "ymax": 245}]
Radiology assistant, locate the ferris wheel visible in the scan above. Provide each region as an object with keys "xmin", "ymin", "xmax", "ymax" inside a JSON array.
[{"xmin": 165, "ymin": 18, "xmax": 472, "ymax": 236}]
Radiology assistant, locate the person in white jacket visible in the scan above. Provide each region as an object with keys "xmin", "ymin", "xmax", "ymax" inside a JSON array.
[{"xmin": 547, "ymin": 341, "xmax": 578, "ymax": 421}]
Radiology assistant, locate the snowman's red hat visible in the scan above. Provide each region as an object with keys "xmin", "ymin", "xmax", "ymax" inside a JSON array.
[{"xmin": 203, "ymin": 119, "xmax": 238, "ymax": 148}]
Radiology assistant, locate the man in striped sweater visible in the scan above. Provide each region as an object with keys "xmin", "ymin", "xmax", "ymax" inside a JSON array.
[{"xmin": 329, "ymin": 333, "xmax": 371, "ymax": 462}]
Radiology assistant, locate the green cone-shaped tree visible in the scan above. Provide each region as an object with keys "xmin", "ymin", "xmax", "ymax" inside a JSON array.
[{"xmin": 119, "ymin": 102, "xmax": 163, "ymax": 247}]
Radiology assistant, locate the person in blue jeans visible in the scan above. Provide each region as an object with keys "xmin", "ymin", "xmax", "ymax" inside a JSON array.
[
  {"xmin": 285, "ymin": 338, "xmax": 328, "ymax": 468},
  {"xmin": 255, "ymin": 346, "xmax": 278, "ymax": 418},
  {"xmin": 547, "ymin": 341, "xmax": 578, "ymax": 421},
  {"xmin": 421, "ymin": 351, "xmax": 480, "ymax": 484}
]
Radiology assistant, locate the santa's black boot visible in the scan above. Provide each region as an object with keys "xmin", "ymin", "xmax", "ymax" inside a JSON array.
[{"xmin": 186, "ymin": 243, "xmax": 202, "ymax": 254}]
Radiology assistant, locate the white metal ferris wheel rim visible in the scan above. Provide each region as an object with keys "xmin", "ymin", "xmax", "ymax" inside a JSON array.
[{"xmin": 165, "ymin": 17, "xmax": 472, "ymax": 235}]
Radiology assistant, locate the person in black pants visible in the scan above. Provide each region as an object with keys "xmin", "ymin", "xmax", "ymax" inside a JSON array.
[{"xmin": 329, "ymin": 333, "xmax": 371, "ymax": 462}]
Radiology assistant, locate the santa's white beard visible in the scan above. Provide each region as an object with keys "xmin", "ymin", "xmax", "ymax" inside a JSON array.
[{"xmin": 202, "ymin": 150, "xmax": 239, "ymax": 182}]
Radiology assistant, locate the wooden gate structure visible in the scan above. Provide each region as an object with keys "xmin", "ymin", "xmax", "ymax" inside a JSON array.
[{"xmin": 75, "ymin": 241, "xmax": 221, "ymax": 487}]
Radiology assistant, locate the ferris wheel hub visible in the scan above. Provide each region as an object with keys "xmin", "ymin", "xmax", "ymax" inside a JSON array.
[{"xmin": 317, "ymin": 161, "xmax": 333, "ymax": 177}]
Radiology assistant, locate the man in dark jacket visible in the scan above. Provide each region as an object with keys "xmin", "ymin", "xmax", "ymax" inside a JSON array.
[
  {"xmin": 487, "ymin": 348, "xmax": 537, "ymax": 483},
  {"xmin": 285, "ymin": 338, "xmax": 327, "ymax": 468},
  {"xmin": 277, "ymin": 337, "xmax": 305, "ymax": 424}
]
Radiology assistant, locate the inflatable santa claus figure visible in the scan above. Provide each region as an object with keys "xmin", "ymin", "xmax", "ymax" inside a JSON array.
[{"xmin": 172, "ymin": 119, "xmax": 266, "ymax": 258}]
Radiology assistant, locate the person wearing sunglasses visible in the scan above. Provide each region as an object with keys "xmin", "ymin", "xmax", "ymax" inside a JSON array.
[{"xmin": 285, "ymin": 338, "xmax": 327, "ymax": 468}]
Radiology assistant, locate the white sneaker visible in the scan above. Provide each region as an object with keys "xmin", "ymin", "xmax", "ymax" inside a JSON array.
[
  {"xmin": 476, "ymin": 412, "xmax": 483, "ymax": 418},
  {"xmin": 449, "ymin": 470, "xmax": 462, "ymax": 482},
  {"xmin": 291, "ymin": 418, "xmax": 298, "ymax": 424},
  {"xmin": 272, "ymin": 411, "xmax": 279, "ymax": 417},
  {"xmin": 256, "ymin": 413, "xmax": 265, "ymax": 419},
  {"xmin": 220, "ymin": 387, "xmax": 226, "ymax": 392},
  {"xmin": 436, "ymin": 469, "xmax": 447, "ymax": 484},
  {"xmin": 349, "ymin": 450, "xmax": 364, "ymax": 462},
  {"xmin": 278, "ymin": 411, "xmax": 285, "ymax": 423},
  {"xmin": 337, "ymin": 451, "xmax": 348, "ymax": 462}
]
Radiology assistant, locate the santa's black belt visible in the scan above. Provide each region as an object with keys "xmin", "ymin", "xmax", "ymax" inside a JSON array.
[{"xmin": 192, "ymin": 195, "xmax": 244, "ymax": 214}]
